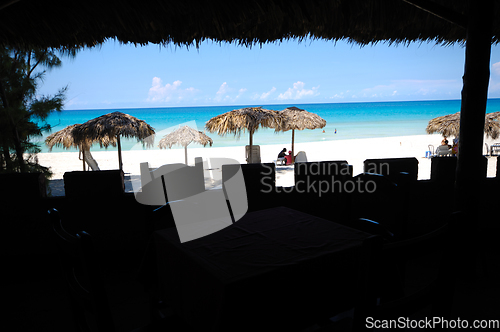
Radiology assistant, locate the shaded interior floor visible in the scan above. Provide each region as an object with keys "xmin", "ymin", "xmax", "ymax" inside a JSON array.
[{"xmin": 6, "ymin": 232, "xmax": 500, "ymax": 331}]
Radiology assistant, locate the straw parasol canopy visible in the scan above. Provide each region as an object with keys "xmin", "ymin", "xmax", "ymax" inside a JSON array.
[
  {"xmin": 72, "ymin": 112, "xmax": 155, "ymax": 171},
  {"xmin": 45, "ymin": 124, "xmax": 87, "ymax": 151},
  {"xmin": 279, "ymin": 106, "xmax": 327, "ymax": 163},
  {"xmin": 426, "ymin": 111, "xmax": 500, "ymax": 139},
  {"xmin": 45, "ymin": 124, "xmax": 114, "ymax": 171},
  {"xmin": 158, "ymin": 125, "xmax": 213, "ymax": 164},
  {"xmin": 205, "ymin": 107, "xmax": 284, "ymax": 163}
]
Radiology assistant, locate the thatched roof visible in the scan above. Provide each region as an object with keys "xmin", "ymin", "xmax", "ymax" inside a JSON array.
[
  {"xmin": 45, "ymin": 123, "xmax": 117, "ymax": 151},
  {"xmin": 1, "ymin": 1, "xmax": 499, "ymax": 50},
  {"xmin": 426, "ymin": 111, "xmax": 500, "ymax": 139},
  {"xmin": 280, "ymin": 106, "xmax": 326, "ymax": 131},
  {"xmin": 45, "ymin": 124, "xmax": 84, "ymax": 151},
  {"xmin": 72, "ymin": 111, "xmax": 155, "ymax": 147},
  {"xmin": 205, "ymin": 107, "xmax": 284, "ymax": 137},
  {"xmin": 158, "ymin": 125, "xmax": 213, "ymax": 149}
]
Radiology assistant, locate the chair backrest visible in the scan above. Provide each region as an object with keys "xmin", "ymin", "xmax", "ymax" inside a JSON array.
[
  {"xmin": 353, "ymin": 214, "xmax": 457, "ymax": 329},
  {"xmin": 363, "ymin": 157, "xmax": 419, "ymax": 183},
  {"xmin": 245, "ymin": 145, "xmax": 261, "ymax": 163},
  {"xmin": 349, "ymin": 173, "xmax": 409, "ymax": 237},
  {"xmin": 222, "ymin": 163, "xmax": 275, "ymax": 212},
  {"xmin": 49, "ymin": 208, "xmax": 115, "ymax": 332},
  {"xmin": 64, "ymin": 170, "xmax": 124, "ymax": 199},
  {"xmin": 295, "ymin": 151, "xmax": 307, "ymax": 162},
  {"xmin": 294, "ymin": 160, "xmax": 352, "ymax": 192}
]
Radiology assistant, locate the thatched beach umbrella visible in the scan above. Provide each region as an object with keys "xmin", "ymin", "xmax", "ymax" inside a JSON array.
[
  {"xmin": 426, "ymin": 112, "xmax": 500, "ymax": 139},
  {"xmin": 45, "ymin": 124, "xmax": 112, "ymax": 171},
  {"xmin": 73, "ymin": 112, "xmax": 155, "ymax": 171},
  {"xmin": 205, "ymin": 107, "xmax": 284, "ymax": 163},
  {"xmin": 279, "ymin": 107, "xmax": 326, "ymax": 163},
  {"xmin": 158, "ymin": 125, "xmax": 213, "ymax": 164}
]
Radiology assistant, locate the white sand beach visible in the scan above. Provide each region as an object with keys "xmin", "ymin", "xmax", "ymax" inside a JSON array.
[{"xmin": 38, "ymin": 134, "xmax": 499, "ymax": 196}]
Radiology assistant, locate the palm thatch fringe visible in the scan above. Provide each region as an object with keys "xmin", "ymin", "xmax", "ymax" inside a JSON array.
[
  {"xmin": 72, "ymin": 112, "xmax": 155, "ymax": 148},
  {"xmin": 205, "ymin": 106, "xmax": 284, "ymax": 163},
  {"xmin": 45, "ymin": 124, "xmax": 107, "ymax": 170},
  {"xmin": 158, "ymin": 125, "xmax": 213, "ymax": 149},
  {"xmin": 158, "ymin": 125, "xmax": 213, "ymax": 164},
  {"xmin": 426, "ymin": 111, "xmax": 500, "ymax": 139},
  {"xmin": 280, "ymin": 106, "xmax": 326, "ymax": 131},
  {"xmin": 205, "ymin": 107, "xmax": 284, "ymax": 137},
  {"xmin": 278, "ymin": 106, "xmax": 326, "ymax": 163},
  {"xmin": 2, "ymin": 1, "xmax": 499, "ymax": 50},
  {"xmin": 72, "ymin": 111, "xmax": 155, "ymax": 170}
]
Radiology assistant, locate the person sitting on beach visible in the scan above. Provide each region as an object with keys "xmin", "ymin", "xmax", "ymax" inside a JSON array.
[
  {"xmin": 277, "ymin": 148, "xmax": 287, "ymax": 159},
  {"xmin": 284, "ymin": 151, "xmax": 293, "ymax": 165},
  {"xmin": 442, "ymin": 137, "xmax": 452, "ymax": 149}
]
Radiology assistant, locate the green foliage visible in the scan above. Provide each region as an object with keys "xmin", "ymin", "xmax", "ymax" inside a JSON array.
[{"xmin": 0, "ymin": 47, "xmax": 72, "ymax": 175}]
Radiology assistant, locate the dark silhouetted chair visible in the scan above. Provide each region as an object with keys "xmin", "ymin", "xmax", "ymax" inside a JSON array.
[
  {"xmin": 63, "ymin": 169, "xmax": 125, "ymax": 199},
  {"xmin": 222, "ymin": 163, "xmax": 276, "ymax": 212},
  {"xmin": 49, "ymin": 208, "xmax": 196, "ymax": 332},
  {"xmin": 287, "ymin": 160, "xmax": 353, "ymax": 222},
  {"xmin": 351, "ymin": 213, "xmax": 459, "ymax": 331},
  {"xmin": 363, "ymin": 157, "xmax": 419, "ymax": 183},
  {"xmin": 324, "ymin": 212, "xmax": 459, "ymax": 331},
  {"xmin": 349, "ymin": 172, "xmax": 411, "ymax": 239}
]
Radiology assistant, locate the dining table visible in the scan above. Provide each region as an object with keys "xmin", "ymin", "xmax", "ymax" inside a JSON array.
[{"xmin": 144, "ymin": 206, "xmax": 371, "ymax": 331}]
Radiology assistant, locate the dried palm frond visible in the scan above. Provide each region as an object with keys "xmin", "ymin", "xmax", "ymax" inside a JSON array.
[
  {"xmin": 158, "ymin": 125, "xmax": 213, "ymax": 148},
  {"xmin": 426, "ymin": 111, "xmax": 500, "ymax": 139}
]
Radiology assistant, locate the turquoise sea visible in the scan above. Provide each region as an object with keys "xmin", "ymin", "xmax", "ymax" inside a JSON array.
[{"xmin": 36, "ymin": 99, "xmax": 500, "ymax": 153}]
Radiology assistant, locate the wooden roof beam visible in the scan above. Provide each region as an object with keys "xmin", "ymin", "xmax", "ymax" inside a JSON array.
[{"xmin": 402, "ymin": 0, "xmax": 467, "ymax": 29}]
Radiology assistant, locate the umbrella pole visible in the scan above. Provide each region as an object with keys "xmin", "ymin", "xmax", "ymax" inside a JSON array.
[
  {"xmin": 184, "ymin": 146, "xmax": 188, "ymax": 165},
  {"xmin": 82, "ymin": 148, "xmax": 86, "ymax": 171},
  {"xmin": 249, "ymin": 132, "xmax": 253, "ymax": 163},
  {"xmin": 117, "ymin": 135, "xmax": 123, "ymax": 171},
  {"xmin": 291, "ymin": 129, "xmax": 295, "ymax": 164}
]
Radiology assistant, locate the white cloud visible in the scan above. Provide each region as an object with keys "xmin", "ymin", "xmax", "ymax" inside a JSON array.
[
  {"xmin": 493, "ymin": 62, "xmax": 500, "ymax": 76},
  {"xmin": 258, "ymin": 87, "xmax": 276, "ymax": 100},
  {"xmin": 277, "ymin": 81, "xmax": 319, "ymax": 100},
  {"xmin": 147, "ymin": 78, "xmax": 198, "ymax": 102},
  {"xmin": 214, "ymin": 83, "xmax": 248, "ymax": 102},
  {"xmin": 236, "ymin": 88, "xmax": 247, "ymax": 99},
  {"xmin": 215, "ymin": 82, "xmax": 230, "ymax": 101}
]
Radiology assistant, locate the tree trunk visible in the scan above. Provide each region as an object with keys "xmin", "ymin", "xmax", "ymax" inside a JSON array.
[
  {"xmin": 83, "ymin": 148, "xmax": 100, "ymax": 171},
  {"xmin": 1, "ymin": 144, "xmax": 14, "ymax": 172},
  {"xmin": 0, "ymin": 80, "xmax": 26, "ymax": 172}
]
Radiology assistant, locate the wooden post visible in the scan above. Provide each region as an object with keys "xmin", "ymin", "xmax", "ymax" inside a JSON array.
[
  {"xmin": 291, "ymin": 129, "xmax": 295, "ymax": 164},
  {"xmin": 248, "ymin": 131, "xmax": 253, "ymax": 163},
  {"xmin": 82, "ymin": 148, "xmax": 86, "ymax": 171},
  {"xmin": 117, "ymin": 135, "xmax": 123, "ymax": 171},
  {"xmin": 184, "ymin": 146, "xmax": 188, "ymax": 165},
  {"xmin": 454, "ymin": 0, "xmax": 493, "ymax": 214}
]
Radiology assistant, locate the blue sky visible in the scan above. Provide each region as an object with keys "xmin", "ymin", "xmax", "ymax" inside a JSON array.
[{"xmin": 36, "ymin": 39, "xmax": 500, "ymax": 110}]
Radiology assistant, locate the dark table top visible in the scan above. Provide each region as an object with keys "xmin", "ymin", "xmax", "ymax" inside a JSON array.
[{"xmin": 152, "ymin": 206, "xmax": 370, "ymax": 331}]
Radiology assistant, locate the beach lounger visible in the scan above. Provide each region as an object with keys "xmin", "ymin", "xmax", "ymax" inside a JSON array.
[
  {"xmin": 245, "ymin": 145, "xmax": 261, "ymax": 163},
  {"xmin": 435, "ymin": 145, "xmax": 452, "ymax": 156},
  {"xmin": 294, "ymin": 151, "xmax": 308, "ymax": 163}
]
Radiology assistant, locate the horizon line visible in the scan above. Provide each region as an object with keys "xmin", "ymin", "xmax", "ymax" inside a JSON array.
[{"xmin": 62, "ymin": 97, "xmax": 500, "ymax": 112}]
